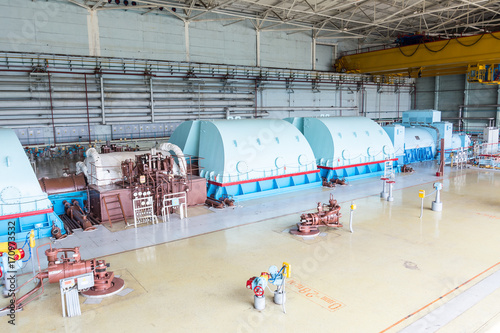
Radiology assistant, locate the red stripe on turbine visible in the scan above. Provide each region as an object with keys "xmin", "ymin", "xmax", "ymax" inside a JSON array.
[
  {"xmin": 0, "ymin": 208, "xmax": 54, "ymax": 221},
  {"xmin": 317, "ymin": 158, "xmax": 398, "ymax": 171},
  {"xmin": 207, "ymin": 170, "xmax": 320, "ymax": 187}
]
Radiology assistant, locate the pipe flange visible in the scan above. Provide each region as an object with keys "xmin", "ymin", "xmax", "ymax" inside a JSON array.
[{"xmin": 81, "ymin": 277, "xmax": 125, "ymax": 298}]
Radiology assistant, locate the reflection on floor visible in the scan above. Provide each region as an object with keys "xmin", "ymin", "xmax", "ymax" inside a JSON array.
[{"xmin": 2, "ymin": 161, "xmax": 500, "ymax": 332}]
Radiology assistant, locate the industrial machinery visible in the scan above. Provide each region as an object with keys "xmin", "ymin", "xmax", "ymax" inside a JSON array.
[
  {"xmin": 401, "ymin": 165, "xmax": 414, "ymax": 173},
  {"xmin": 287, "ymin": 117, "xmax": 396, "ymax": 181},
  {"xmin": 0, "ymin": 245, "xmax": 124, "ymax": 315},
  {"xmin": 0, "ymin": 128, "xmax": 66, "ymax": 242},
  {"xmin": 290, "ymin": 194, "xmax": 342, "ymax": 236},
  {"xmin": 61, "ymin": 200, "xmax": 97, "ymax": 232},
  {"xmin": 482, "ymin": 127, "xmax": 499, "ymax": 154},
  {"xmin": 383, "ymin": 110, "xmax": 471, "ymax": 165},
  {"xmin": 467, "ymin": 64, "xmax": 500, "ymax": 85},
  {"xmin": 246, "ymin": 263, "xmax": 290, "ymax": 312},
  {"xmin": 169, "ymin": 119, "xmax": 321, "ymax": 201},
  {"xmin": 322, "ymin": 177, "xmax": 347, "ymax": 187},
  {"xmin": 79, "ymin": 143, "xmax": 206, "ymax": 224},
  {"xmin": 100, "ymin": 141, "xmax": 139, "ymax": 154},
  {"xmin": 334, "ymin": 32, "xmax": 500, "ymax": 80},
  {"xmin": 121, "ymin": 152, "xmax": 189, "ymax": 216},
  {"xmin": 205, "ymin": 195, "xmax": 235, "ymax": 209},
  {"xmin": 38, "ymin": 174, "xmax": 101, "ymax": 234},
  {"xmin": 0, "ymin": 242, "xmax": 25, "ymax": 298}
]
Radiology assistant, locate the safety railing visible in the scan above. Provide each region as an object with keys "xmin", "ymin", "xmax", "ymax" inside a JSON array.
[{"xmin": 161, "ymin": 192, "xmax": 188, "ymax": 223}]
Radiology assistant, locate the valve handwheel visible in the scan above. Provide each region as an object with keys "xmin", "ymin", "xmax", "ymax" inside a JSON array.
[{"xmin": 253, "ymin": 286, "xmax": 264, "ymax": 297}]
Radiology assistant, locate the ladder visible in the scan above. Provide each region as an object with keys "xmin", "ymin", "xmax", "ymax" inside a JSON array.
[
  {"xmin": 102, "ymin": 194, "xmax": 127, "ymax": 227},
  {"xmin": 384, "ymin": 160, "xmax": 394, "ymax": 179}
]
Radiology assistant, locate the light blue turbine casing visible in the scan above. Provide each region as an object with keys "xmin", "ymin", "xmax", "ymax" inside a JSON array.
[
  {"xmin": 396, "ymin": 110, "xmax": 467, "ymax": 163},
  {"xmin": 168, "ymin": 120, "xmax": 202, "ymax": 166},
  {"xmin": 168, "ymin": 120, "xmax": 201, "ymax": 158},
  {"xmin": 169, "ymin": 119, "xmax": 321, "ymax": 200},
  {"xmin": 403, "ymin": 127, "xmax": 436, "ymax": 163},
  {"xmin": 383, "ymin": 124, "xmax": 405, "ymax": 165},
  {"xmin": 0, "ymin": 128, "xmax": 65, "ymax": 242},
  {"xmin": 451, "ymin": 133, "xmax": 471, "ymax": 150},
  {"xmin": 287, "ymin": 117, "xmax": 396, "ymax": 180}
]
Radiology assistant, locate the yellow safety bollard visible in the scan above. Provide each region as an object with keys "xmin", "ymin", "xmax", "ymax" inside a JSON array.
[{"xmin": 419, "ymin": 190, "xmax": 425, "ymax": 218}]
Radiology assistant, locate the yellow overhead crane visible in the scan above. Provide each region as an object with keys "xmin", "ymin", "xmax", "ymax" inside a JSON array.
[{"xmin": 335, "ymin": 32, "xmax": 500, "ymax": 84}]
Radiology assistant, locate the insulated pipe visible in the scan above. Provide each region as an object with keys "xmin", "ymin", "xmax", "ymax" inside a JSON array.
[
  {"xmin": 159, "ymin": 142, "xmax": 187, "ymax": 177},
  {"xmin": 76, "ymin": 162, "xmax": 88, "ymax": 178},
  {"xmin": 38, "ymin": 174, "xmax": 86, "ymax": 195}
]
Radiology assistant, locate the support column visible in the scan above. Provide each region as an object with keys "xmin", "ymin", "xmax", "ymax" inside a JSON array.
[
  {"xmin": 256, "ymin": 29, "xmax": 260, "ymax": 67},
  {"xmin": 312, "ymin": 36, "xmax": 316, "ymax": 71},
  {"xmin": 87, "ymin": 10, "xmax": 101, "ymax": 56},
  {"xmin": 434, "ymin": 76, "xmax": 439, "ymax": 110},
  {"xmin": 185, "ymin": 21, "xmax": 190, "ymax": 62}
]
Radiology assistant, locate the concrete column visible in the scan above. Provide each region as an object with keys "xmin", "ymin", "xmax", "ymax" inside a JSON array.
[
  {"xmin": 185, "ymin": 21, "xmax": 190, "ymax": 62},
  {"xmin": 312, "ymin": 36, "xmax": 316, "ymax": 71},
  {"xmin": 434, "ymin": 76, "xmax": 439, "ymax": 110},
  {"xmin": 87, "ymin": 10, "xmax": 101, "ymax": 56},
  {"xmin": 256, "ymin": 29, "xmax": 260, "ymax": 67}
]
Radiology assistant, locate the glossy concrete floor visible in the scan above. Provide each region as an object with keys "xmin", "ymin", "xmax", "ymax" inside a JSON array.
[{"xmin": 2, "ymin": 161, "xmax": 500, "ymax": 332}]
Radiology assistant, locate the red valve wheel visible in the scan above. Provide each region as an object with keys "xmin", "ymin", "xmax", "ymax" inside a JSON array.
[{"xmin": 254, "ymin": 286, "xmax": 264, "ymax": 297}]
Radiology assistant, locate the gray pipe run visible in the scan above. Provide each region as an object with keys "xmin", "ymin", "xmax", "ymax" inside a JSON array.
[
  {"xmin": 0, "ymin": 106, "xmax": 353, "ymax": 117},
  {"xmin": 0, "ymin": 100, "xmax": 255, "ymax": 108},
  {"xmin": 0, "ymin": 91, "xmax": 255, "ymax": 99},
  {"xmin": 1, "ymin": 112, "xmax": 270, "ymax": 126},
  {"xmin": 0, "ymin": 107, "xmax": 255, "ymax": 116}
]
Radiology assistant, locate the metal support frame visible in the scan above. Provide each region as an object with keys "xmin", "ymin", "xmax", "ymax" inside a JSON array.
[
  {"xmin": 132, "ymin": 196, "xmax": 158, "ymax": 228},
  {"xmin": 161, "ymin": 191, "xmax": 188, "ymax": 222},
  {"xmin": 60, "ymin": 272, "xmax": 94, "ymax": 318}
]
